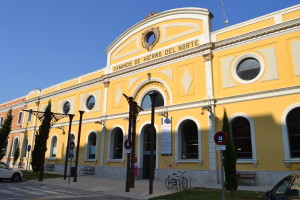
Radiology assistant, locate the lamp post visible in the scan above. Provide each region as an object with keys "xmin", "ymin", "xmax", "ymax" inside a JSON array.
[
  {"xmin": 123, "ymin": 94, "xmax": 133, "ymax": 192},
  {"xmin": 130, "ymin": 101, "xmax": 143, "ymax": 188},
  {"xmin": 64, "ymin": 114, "xmax": 75, "ymax": 180},
  {"xmin": 149, "ymin": 91, "xmax": 157, "ymax": 194},
  {"xmin": 74, "ymin": 110, "xmax": 84, "ymax": 182}
]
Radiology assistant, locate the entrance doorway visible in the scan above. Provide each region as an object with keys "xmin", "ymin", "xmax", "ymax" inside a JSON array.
[{"xmin": 142, "ymin": 124, "xmax": 156, "ymax": 179}]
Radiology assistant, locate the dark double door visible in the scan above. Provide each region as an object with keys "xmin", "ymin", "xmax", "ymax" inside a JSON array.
[{"xmin": 142, "ymin": 125, "xmax": 156, "ymax": 179}]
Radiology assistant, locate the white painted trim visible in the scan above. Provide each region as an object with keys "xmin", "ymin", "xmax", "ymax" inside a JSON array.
[
  {"xmin": 229, "ymin": 113, "xmax": 257, "ymax": 162},
  {"xmin": 107, "ymin": 125, "xmax": 125, "ymax": 161},
  {"xmin": 106, "ymin": 7, "xmax": 211, "ymax": 53},
  {"xmin": 132, "ymin": 78, "xmax": 173, "ymax": 106},
  {"xmin": 281, "ymin": 103, "xmax": 300, "ymax": 162},
  {"xmin": 85, "ymin": 130, "xmax": 99, "ymax": 161},
  {"xmin": 49, "ymin": 134, "xmax": 58, "ymax": 158},
  {"xmin": 174, "ymin": 116, "xmax": 202, "ymax": 163},
  {"xmin": 11, "ymin": 136, "xmax": 20, "ymax": 158},
  {"xmin": 17, "ymin": 111, "xmax": 23, "ymax": 125},
  {"xmin": 83, "ymin": 93, "xmax": 97, "ymax": 112}
]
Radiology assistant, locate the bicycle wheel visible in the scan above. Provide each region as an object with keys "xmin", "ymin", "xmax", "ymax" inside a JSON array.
[
  {"xmin": 165, "ymin": 175, "xmax": 172, "ymax": 189},
  {"xmin": 181, "ymin": 177, "xmax": 188, "ymax": 190}
]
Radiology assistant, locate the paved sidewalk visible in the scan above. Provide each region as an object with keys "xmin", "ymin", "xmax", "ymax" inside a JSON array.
[{"xmin": 29, "ymin": 175, "xmax": 273, "ymax": 200}]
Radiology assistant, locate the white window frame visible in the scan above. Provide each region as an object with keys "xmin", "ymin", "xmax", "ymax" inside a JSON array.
[
  {"xmin": 232, "ymin": 53, "xmax": 265, "ymax": 84},
  {"xmin": 49, "ymin": 135, "xmax": 58, "ymax": 159},
  {"xmin": 281, "ymin": 103, "xmax": 300, "ymax": 167},
  {"xmin": 174, "ymin": 116, "xmax": 202, "ymax": 165},
  {"xmin": 229, "ymin": 113, "xmax": 258, "ymax": 166},
  {"xmin": 17, "ymin": 111, "xmax": 22, "ymax": 125},
  {"xmin": 85, "ymin": 131, "xmax": 98, "ymax": 161},
  {"xmin": 21, "ymin": 137, "xmax": 28, "ymax": 158},
  {"xmin": 62, "ymin": 100, "xmax": 71, "ymax": 114},
  {"xmin": 11, "ymin": 137, "xmax": 19, "ymax": 158},
  {"xmin": 107, "ymin": 126, "xmax": 125, "ymax": 162},
  {"xmin": 3, "ymin": 139, "xmax": 9, "ymax": 158},
  {"xmin": 84, "ymin": 94, "xmax": 96, "ymax": 112}
]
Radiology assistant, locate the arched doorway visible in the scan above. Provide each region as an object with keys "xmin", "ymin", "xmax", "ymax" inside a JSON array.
[{"xmin": 142, "ymin": 124, "xmax": 156, "ymax": 179}]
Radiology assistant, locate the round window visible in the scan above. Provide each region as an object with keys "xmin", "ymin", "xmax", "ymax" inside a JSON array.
[
  {"xmin": 236, "ymin": 58, "xmax": 261, "ymax": 81},
  {"xmin": 63, "ymin": 101, "xmax": 70, "ymax": 114},
  {"xmin": 86, "ymin": 95, "xmax": 95, "ymax": 110}
]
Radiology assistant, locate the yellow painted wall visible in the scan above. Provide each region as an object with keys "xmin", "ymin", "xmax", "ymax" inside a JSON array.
[
  {"xmin": 216, "ymin": 18, "xmax": 274, "ymax": 41},
  {"xmin": 283, "ymin": 9, "xmax": 300, "ymax": 21},
  {"xmin": 213, "ymin": 30, "xmax": 300, "ymax": 98}
]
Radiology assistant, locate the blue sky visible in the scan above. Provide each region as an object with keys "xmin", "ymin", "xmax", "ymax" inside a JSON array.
[{"xmin": 0, "ymin": 0, "xmax": 298, "ymax": 103}]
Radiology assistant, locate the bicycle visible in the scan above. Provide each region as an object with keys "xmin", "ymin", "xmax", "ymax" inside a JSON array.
[{"xmin": 165, "ymin": 170, "xmax": 189, "ymax": 190}]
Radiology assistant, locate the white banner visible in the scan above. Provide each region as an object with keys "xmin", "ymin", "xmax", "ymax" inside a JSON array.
[{"xmin": 161, "ymin": 117, "xmax": 172, "ymax": 155}]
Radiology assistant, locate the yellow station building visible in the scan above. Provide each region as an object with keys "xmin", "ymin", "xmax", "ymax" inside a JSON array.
[{"xmin": 2, "ymin": 4, "xmax": 300, "ymax": 186}]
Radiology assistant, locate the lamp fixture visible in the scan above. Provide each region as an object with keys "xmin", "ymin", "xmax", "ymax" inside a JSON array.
[
  {"xmin": 201, "ymin": 105, "xmax": 212, "ymax": 115},
  {"xmin": 95, "ymin": 120, "xmax": 105, "ymax": 125},
  {"xmin": 157, "ymin": 111, "xmax": 168, "ymax": 118}
]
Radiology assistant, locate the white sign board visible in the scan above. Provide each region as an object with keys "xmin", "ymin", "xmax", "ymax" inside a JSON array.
[
  {"xmin": 216, "ymin": 145, "xmax": 226, "ymax": 151},
  {"xmin": 161, "ymin": 118, "xmax": 172, "ymax": 155}
]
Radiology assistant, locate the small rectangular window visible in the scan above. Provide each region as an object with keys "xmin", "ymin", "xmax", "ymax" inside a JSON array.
[{"xmin": 28, "ymin": 109, "xmax": 32, "ymax": 122}]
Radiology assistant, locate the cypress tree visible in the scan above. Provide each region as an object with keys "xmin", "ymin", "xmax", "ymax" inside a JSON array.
[
  {"xmin": 31, "ymin": 100, "xmax": 52, "ymax": 181},
  {"xmin": 222, "ymin": 109, "xmax": 238, "ymax": 196},
  {"xmin": 13, "ymin": 146, "xmax": 20, "ymax": 166},
  {"xmin": 0, "ymin": 109, "xmax": 13, "ymax": 160}
]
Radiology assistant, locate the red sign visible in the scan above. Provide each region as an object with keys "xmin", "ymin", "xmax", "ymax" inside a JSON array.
[
  {"xmin": 214, "ymin": 131, "xmax": 228, "ymax": 145},
  {"xmin": 70, "ymin": 141, "xmax": 75, "ymax": 150},
  {"xmin": 124, "ymin": 139, "xmax": 132, "ymax": 150}
]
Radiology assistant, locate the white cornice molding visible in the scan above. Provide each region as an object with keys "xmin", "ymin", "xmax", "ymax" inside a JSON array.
[
  {"xmin": 105, "ymin": 7, "xmax": 212, "ymax": 54},
  {"xmin": 25, "ymin": 76, "xmax": 104, "ymax": 105},
  {"xmin": 0, "ymin": 96, "xmax": 26, "ymax": 107},
  {"xmin": 0, "ymin": 102, "xmax": 26, "ymax": 113}
]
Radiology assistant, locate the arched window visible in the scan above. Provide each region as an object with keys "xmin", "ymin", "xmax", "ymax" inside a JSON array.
[
  {"xmin": 4, "ymin": 140, "xmax": 8, "ymax": 157},
  {"xmin": 11, "ymin": 138, "xmax": 19, "ymax": 157},
  {"xmin": 87, "ymin": 132, "xmax": 97, "ymax": 159},
  {"xmin": 112, "ymin": 128, "xmax": 123, "ymax": 159},
  {"xmin": 181, "ymin": 120, "xmax": 198, "ymax": 159},
  {"xmin": 17, "ymin": 112, "xmax": 22, "ymax": 125},
  {"xmin": 69, "ymin": 134, "xmax": 75, "ymax": 159},
  {"xmin": 286, "ymin": 108, "xmax": 300, "ymax": 158},
  {"xmin": 141, "ymin": 91, "xmax": 164, "ymax": 110},
  {"xmin": 50, "ymin": 136, "xmax": 57, "ymax": 158},
  {"xmin": 21, "ymin": 137, "xmax": 28, "ymax": 157},
  {"xmin": 0, "ymin": 116, "xmax": 4, "ymax": 127},
  {"xmin": 231, "ymin": 117, "xmax": 252, "ymax": 159}
]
